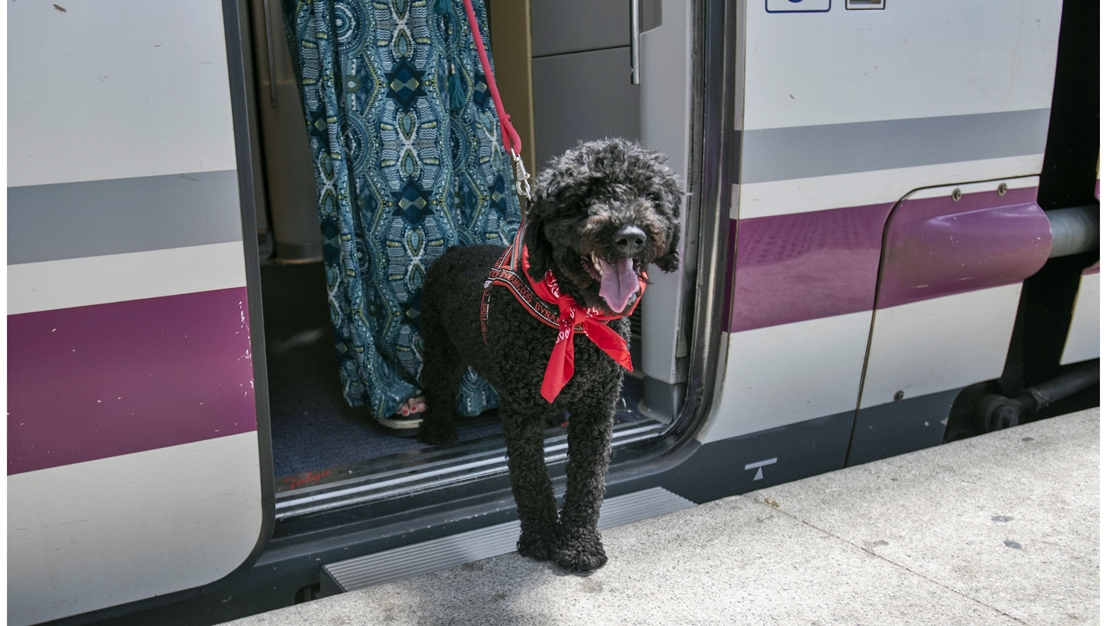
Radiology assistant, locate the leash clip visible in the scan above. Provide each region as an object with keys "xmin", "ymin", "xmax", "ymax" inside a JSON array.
[{"xmin": 510, "ymin": 150, "xmax": 532, "ymax": 202}]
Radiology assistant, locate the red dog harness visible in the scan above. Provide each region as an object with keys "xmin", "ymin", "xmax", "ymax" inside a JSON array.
[{"xmin": 481, "ymin": 227, "xmax": 647, "ymax": 403}]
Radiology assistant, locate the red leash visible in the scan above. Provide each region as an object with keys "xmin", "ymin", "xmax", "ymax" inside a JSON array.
[
  {"xmin": 461, "ymin": 0, "xmax": 531, "ymax": 200},
  {"xmin": 462, "ymin": 1, "xmax": 644, "ymax": 403}
]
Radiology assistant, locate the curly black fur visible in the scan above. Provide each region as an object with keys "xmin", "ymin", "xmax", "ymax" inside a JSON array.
[{"xmin": 419, "ymin": 139, "xmax": 682, "ymax": 572}]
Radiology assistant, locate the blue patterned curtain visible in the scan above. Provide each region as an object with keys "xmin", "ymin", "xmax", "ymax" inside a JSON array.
[{"xmin": 284, "ymin": 0, "xmax": 521, "ymax": 420}]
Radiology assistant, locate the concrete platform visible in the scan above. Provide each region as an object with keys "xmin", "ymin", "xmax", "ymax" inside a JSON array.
[{"xmin": 224, "ymin": 408, "xmax": 1100, "ymax": 626}]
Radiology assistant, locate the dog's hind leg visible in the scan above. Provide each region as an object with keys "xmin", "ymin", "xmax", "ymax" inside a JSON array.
[
  {"xmin": 501, "ymin": 403, "xmax": 561, "ymax": 561},
  {"xmin": 554, "ymin": 394, "xmax": 618, "ymax": 572},
  {"xmin": 416, "ymin": 320, "xmax": 464, "ymax": 445}
]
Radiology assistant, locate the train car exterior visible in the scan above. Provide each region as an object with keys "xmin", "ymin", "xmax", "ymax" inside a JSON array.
[{"xmin": 6, "ymin": 1, "xmax": 1097, "ymax": 625}]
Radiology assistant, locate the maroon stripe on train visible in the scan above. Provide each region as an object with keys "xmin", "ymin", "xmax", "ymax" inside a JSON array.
[
  {"xmin": 876, "ymin": 186, "xmax": 1049, "ymax": 308},
  {"xmin": 1082, "ymin": 262, "xmax": 1099, "ymax": 275},
  {"xmin": 728, "ymin": 201, "xmax": 892, "ymax": 333},
  {"xmin": 727, "ymin": 186, "xmax": 1049, "ymax": 333},
  {"xmin": 8, "ymin": 288, "xmax": 257, "ymax": 475}
]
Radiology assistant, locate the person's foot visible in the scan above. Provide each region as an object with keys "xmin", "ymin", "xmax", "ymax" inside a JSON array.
[
  {"xmin": 398, "ymin": 396, "xmax": 426, "ymax": 417},
  {"xmin": 376, "ymin": 396, "xmax": 426, "ymax": 437}
]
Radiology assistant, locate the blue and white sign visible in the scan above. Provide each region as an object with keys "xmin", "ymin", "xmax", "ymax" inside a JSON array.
[{"xmin": 766, "ymin": 0, "xmax": 831, "ymax": 13}]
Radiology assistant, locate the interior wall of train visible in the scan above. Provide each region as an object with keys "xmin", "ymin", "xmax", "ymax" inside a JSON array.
[{"xmin": 6, "ymin": 0, "xmax": 1098, "ymax": 624}]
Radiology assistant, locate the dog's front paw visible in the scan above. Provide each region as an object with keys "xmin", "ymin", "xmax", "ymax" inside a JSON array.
[
  {"xmin": 517, "ymin": 527, "xmax": 558, "ymax": 561},
  {"xmin": 553, "ymin": 528, "xmax": 607, "ymax": 572},
  {"xmin": 416, "ymin": 420, "xmax": 457, "ymax": 445}
]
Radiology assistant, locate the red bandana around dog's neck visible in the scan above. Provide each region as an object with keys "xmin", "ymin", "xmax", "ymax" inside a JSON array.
[
  {"xmin": 523, "ymin": 249, "xmax": 645, "ymax": 403},
  {"xmin": 482, "ymin": 227, "xmax": 647, "ymax": 403}
]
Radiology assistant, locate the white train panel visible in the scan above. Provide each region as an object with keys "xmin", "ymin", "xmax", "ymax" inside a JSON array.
[
  {"xmin": 8, "ymin": 0, "xmax": 238, "ymax": 186},
  {"xmin": 1060, "ymin": 268, "xmax": 1100, "ymax": 365},
  {"xmin": 8, "ymin": 434, "xmax": 263, "ymax": 626}
]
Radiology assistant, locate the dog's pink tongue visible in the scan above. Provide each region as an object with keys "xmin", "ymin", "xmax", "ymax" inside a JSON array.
[{"xmin": 598, "ymin": 257, "xmax": 639, "ymax": 312}]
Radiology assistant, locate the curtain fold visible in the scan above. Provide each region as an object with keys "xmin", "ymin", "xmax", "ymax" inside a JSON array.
[{"xmin": 284, "ymin": 0, "xmax": 521, "ymax": 420}]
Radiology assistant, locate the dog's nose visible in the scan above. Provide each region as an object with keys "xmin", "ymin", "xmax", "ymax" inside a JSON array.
[{"xmin": 613, "ymin": 225, "xmax": 646, "ymax": 256}]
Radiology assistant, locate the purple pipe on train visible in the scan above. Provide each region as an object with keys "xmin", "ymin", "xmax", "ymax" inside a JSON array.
[
  {"xmin": 875, "ymin": 186, "xmax": 1051, "ymax": 308},
  {"xmin": 727, "ymin": 185, "xmax": 1052, "ymax": 332}
]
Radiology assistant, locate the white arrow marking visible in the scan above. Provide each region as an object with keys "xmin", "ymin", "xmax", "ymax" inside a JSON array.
[{"xmin": 744, "ymin": 457, "xmax": 778, "ymax": 481}]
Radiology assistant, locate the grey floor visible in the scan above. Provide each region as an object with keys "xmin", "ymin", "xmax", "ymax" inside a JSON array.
[{"xmin": 224, "ymin": 407, "xmax": 1100, "ymax": 626}]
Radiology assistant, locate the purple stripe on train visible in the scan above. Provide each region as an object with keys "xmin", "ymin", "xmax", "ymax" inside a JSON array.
[
  {"xmin": 728, "ymin": 186, "xmax": 1050, "ymax": 333},
  {"xmin": 728, "ymin": 202, "xmax": 892, "ymax": 332},
  {"xmin": 8, "ymin": 288, "xmax": 257, "ymax": 475}
]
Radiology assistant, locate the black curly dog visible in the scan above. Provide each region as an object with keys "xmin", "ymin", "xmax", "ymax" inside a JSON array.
[{"xmin": 418, "ymin": 139, "xmax": 682, "ymax": 571}]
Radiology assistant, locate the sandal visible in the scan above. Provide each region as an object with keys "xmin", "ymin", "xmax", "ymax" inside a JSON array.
[{"xmin": 376, "ymin": 396, "xmax": 426, "ymax": 437}]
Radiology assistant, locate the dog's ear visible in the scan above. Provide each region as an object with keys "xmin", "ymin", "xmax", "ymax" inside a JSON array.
[
  {"xmin": 656, "ymin": 225, "xmax": 681, "ymax": 273},
  {"xmin": 653, "ymin": 174, "xmax": 683, "ymax": 273},
  {"xmin": 523, "ymin": 197, "xmax": 557, "ymax": 282}
]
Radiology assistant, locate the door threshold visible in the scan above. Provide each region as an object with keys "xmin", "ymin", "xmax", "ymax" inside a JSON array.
[{"xmin": 275, "ymin": 420, "xmax": 668, "ymax": 520}]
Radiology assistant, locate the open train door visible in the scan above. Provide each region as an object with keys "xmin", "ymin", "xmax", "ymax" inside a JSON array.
[{"xmin": 7, "ymin": 1, "xmax": 274, "ymax": 623}]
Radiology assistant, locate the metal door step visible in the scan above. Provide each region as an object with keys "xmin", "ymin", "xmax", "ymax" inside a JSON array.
[
  {"xmin": 320, "ymin": 486, "xmax": 695, "ymax": 596},
  {"xmin": 276, "ymin": 420, "xmax": 667, "ymax": 519}
]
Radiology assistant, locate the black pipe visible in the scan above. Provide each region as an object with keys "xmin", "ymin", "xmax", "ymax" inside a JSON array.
[
  {"xmin": 1022, "ymin": 360, "xmax": 1099, "ymax": 410},
  {"xmin": 974, "ymin": 361, "xmax": 1099, "ymax": 432}
]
